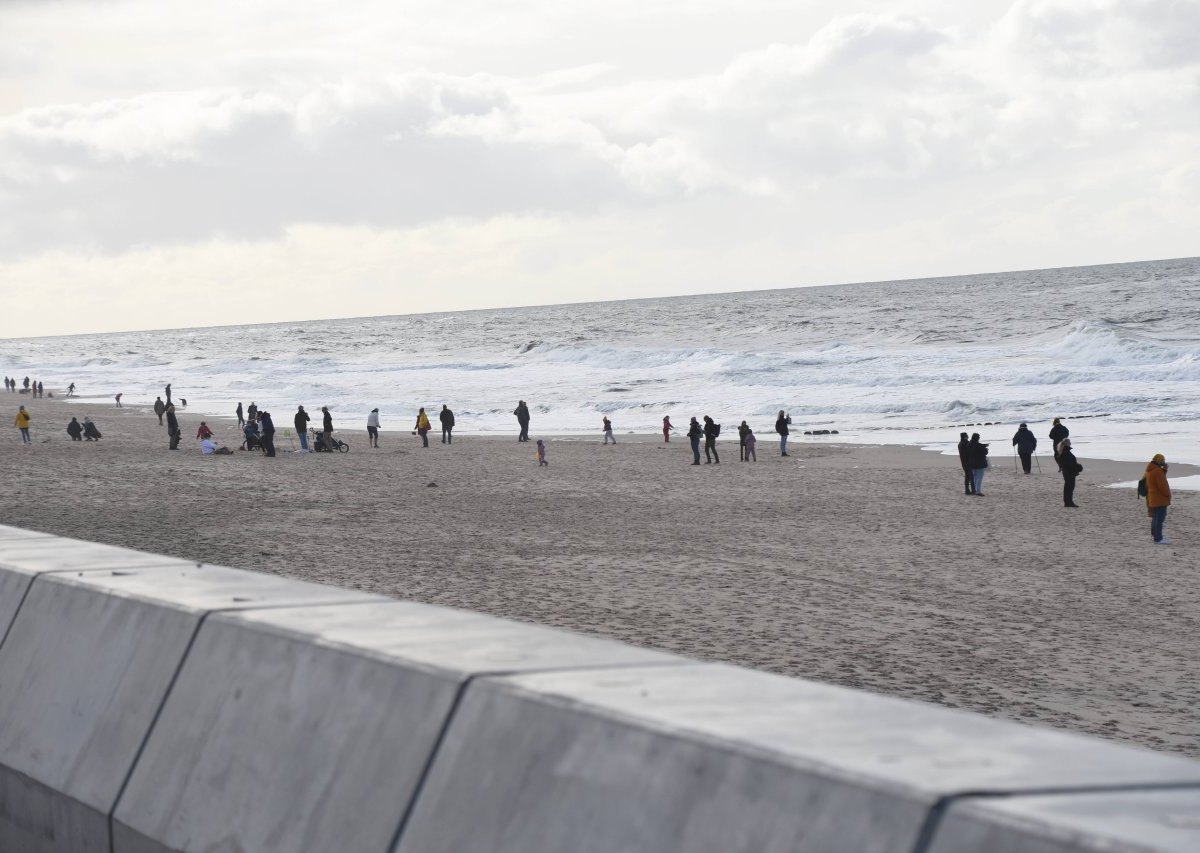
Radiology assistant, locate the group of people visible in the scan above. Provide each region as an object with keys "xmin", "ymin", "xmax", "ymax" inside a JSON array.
[
  {"xmin": 4, "ymin": 377, "xmax": 43, "ymax": 396},
  {"xmin": 66, "ymin": 416, "xmax": 102, "ymax": 441}
]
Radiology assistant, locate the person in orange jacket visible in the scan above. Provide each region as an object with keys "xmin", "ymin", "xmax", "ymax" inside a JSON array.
[
  {"xmin": 14, "ymin": 405, "xmax": 31, "ymax": 444},
  {"xmin": 1145, "ymin": 453, "xmax": 1171, "ymax": 544}
]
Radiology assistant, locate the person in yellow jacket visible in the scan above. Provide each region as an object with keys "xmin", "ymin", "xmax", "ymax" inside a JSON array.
[
  {"xmin": 414, "ymin": 407, "xmax": 432, "ymax": 448},
  {"xmin": 1145, "ymin": 453, "xmax": 1171, "ymax": 545},
  {"xmin": 14, "ymin": 405, "xmax": 31, "ymax": 444}
]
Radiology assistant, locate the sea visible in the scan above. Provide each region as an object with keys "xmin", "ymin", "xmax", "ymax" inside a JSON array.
[{"xmin": 4, "ymin": 256, "xmax": 1199, "ymax": 465}]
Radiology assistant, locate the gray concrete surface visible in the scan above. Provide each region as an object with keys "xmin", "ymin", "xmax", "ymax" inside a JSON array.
[
  {"xmin": 396, "ymin": 663, "xmax": 1200, "ymax": 853},
  {"xmin": 927, "ymin": 788, "xmax": 1200, "ymax": 853},
  {"xmin": 113, "ymin": 600, "xmax": 682, "ymax": 853}
]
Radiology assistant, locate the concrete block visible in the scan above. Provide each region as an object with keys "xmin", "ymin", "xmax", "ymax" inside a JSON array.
[
  {"xmin": 112, "ymin": 600, "xmax": 682, "ymax": 853},
  {"xmin": 396, "ymin": 663, "xmax": 1200, "ymax": 853},
  {"xmin": 0, "ymin": 564, "xmax": 381, "ymax": 853},
  {"xmin": 927, "ymin": 788, "xmax": 1200, "ymax": 853}
]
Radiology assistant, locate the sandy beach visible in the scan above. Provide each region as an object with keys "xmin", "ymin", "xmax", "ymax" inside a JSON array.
[{"xmin": 3, "ymin": 393, "xmax": 1197, "ymax": 758}]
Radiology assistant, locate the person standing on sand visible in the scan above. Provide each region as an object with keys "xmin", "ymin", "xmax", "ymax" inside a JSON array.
[
  {"xmin": 414, "ymin": 408, "xmax": 431, "ymax": 447},
  {"xmin": 1012, "ymin": 423, "xmax": 1038, "ymax": 475},
  {"xmin": 247, "ymin": 402, "xmax": 258, "ymax": 422},
  {"xmin": 165, "ymin": 404, "xmax": 181, "ymax": 450},
  {"xmin": 662, "ymin": 415, "xmax": 674, "ymax": 443},
  {"xmin": 259, "ymin": 411, "xmax": 276, "ymax": 457},
  {"xmin": 14, "ymin": 406, "xmax": 31, "ymax": 444},
  {"xmin": 703, "ymin": 416, "xmax": 721, "ymax": 464},
  {"xmin": 236, "ymin": 402, "xmax": 245, "ymax": 427},
  {"xmin": 439, "ymin": 405, "xmax": 455, "ymax": 444},
  {"xmin": 514, "ymin": 400, "xmax": 531, "ymax": 442},
  {"xmin": 687, "ymin": 417, "xmax": 703, "ymax": 465},
  {"xmin": 114, "ymin": 393, "xmax": 123, "ymax": 407},
  {"xmin": 1058, "ymin": 438, "xmax": 1081, "ymax": 507},
  {"xmin": 1049, "ymin": 418, "xmax": 1069, "ymax": 471},
  {"xmin": 295, "ymin": 405, "xmax": 310, "ymax": 451},
  {"xmin": 37, "ymin": 381, "xmax": 43, "ymax": 398},
  {"xmin": 738, "ymin": 420, "xmax": 750, "ymax": 461},
  {"xmin": 321, "ymin": 406, "xmax": 334, "ymax": 451},
  {"xmin": 602, "ymin": 416, "xmax": 616, "ymax": 445},
  {"xmin": 154, "ymin": 397, "xmax": 166, "ymax": 425},
  {"xmin": 67, "ymin": 417, "xmax": 83, "ymax": 441},
  {"xmin": 776, "ymin": 410, "xmax": 791, "ymax": 456},
  {"xmin": 744, "ymin": 427, "xmax": 757, "ymax": 462},
  {"xmin": 164, "ymin": 383, "xmax": 172, "ymax": 405},
  {"xmin": 967, "ymin": 433, "xmax": 988, "ymax": 496},
  {"xmin": 536, "ymin": 439, "xmax": 548, "ymax": 466},
  {"xmin": 367, "ymin": 408, "xmax": 381, "ymax": 448},
  {"xmin": 957, "ymin": 432, "xmax": 974, "ymax": 495},
  {"xmin": 1145, "ymin": 454, "xmax": 1171, "ymax": 544}
]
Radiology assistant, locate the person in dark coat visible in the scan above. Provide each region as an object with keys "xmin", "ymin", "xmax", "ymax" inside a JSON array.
[
  {"xmin": 1049, "ymin": 417, "xmax": 1069, "ymax": 471},
  {"xmin": 775, "ymin": 410, "xmax": 791, "ymax": 456},
  {"xmin": 1011, "ymin": 423, "xmax": 1038, "ymax": 474},
  {"xmin": 66, "ymin": 417, "xmax": 83, "ymax": 441},
  {"xmin": 247, "ymin": 402, "xmax": 258, "ymax": 422},
  {"xmin": 1059, "ymin": 438, "xmax": 1081, "ymax": 507},
  {"xmin": 294, "ymin": 405, "xmax": 310, "ymax": 451},
  {"xmin": 514, "ymin": 400, "xmax": 530, "ymax": 442},
  {"xmin": 967, "ymin": 433, "xmax": 989, "ymax": 496},
  {"xmin": 164, "ymin": 383, "xmax": 172, "ymax": 404},
  {"xmin": 322, "ymin": 406, "xmax": 334, "ymax": 451},
  {"xmin": 686, "ymin": 417, "xmax": 703, "ymax": 465},
  {"xmin": 703, "ymin": 416, "xmax": 721, "ymax": 464},
  {"xmin": 259, "ymin": 411, "xmax": 276, "ymax": 457},
  {"xmin": 957, "ymin": 432, "xmax": 974, "ymax": 495},
  {"xmin": 236, "ymin": 402, "xmax": 245, "ymax": 427},
  {"xmin": 165, "ymin": 404, "xmax": 181, "ymax": 450},
  {"xmin": 738, "ymin": 421, "xmax": 750, "ymax": 461},
  {"xmin": 82, "ymin": 417, "xmax": 101, "ymax": 441},
  {"xmin": 153, "ymin": 397, "xmax": 166, "ymax": 426},
  {"xmin": 439, "ymin": 405, "xmax": 455, "ymax": 444}
]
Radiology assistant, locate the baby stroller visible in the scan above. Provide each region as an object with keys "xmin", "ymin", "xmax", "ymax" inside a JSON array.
[{"xmin": 311, "ymin": 428, "xmax": 350, "ymax": 453}]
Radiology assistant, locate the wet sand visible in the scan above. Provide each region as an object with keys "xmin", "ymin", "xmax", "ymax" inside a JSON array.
[{"xmin": 3, "ymin": 393, "xmax": 1198, "ymax": 758}]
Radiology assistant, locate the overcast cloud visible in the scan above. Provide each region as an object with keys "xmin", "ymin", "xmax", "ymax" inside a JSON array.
[{"xmin": 1, "ymin": 0, "xmax": 1197, "ymax": 336}]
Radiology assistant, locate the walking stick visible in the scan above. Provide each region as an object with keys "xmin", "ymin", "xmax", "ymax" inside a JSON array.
[
  {"xmin": 1033, "ymin": 451, "xmax": 1042, "ymax": 472},
  {"xmin": 1013, "ymin": 448, "xmax": 1018, "ymax": 473}
]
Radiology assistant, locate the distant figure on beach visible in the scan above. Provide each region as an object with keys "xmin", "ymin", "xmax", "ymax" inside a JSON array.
[
  {"xmin": 367, "ymin": 408, "xmax": 381, "ymax": 448},
  {"xmin": 236, "ymin": 402, "xmax": 245, "ymax": 427},
  {"xmin": 776, "ymin": 411, "xmax": 791, "ymax": 456},
  {"xmin": 738, "ymin": 421, "xmax": 750, "ymax": 461},
  {"xmin": 66, "ymin": 383, "xmax": 75, "ymax": 398},
  {"xmin": 662, "ymin": 415, "xmax": 674, "ymax": 443},
  {"xmin": 14, "ymin": 405, "xmax": 31, "ymax": 444},
  {"xmin": 967, "ymin": 433, "xmax": 988, "ymax": 496},
  {"xmin": 439, "ymin": 405, "xmax": 454, "ymax": 444},
  {"xmin": 703, "ymin": 416, "xmax": 721, "ymax": 464},
  {"xmin": 83, "ymin": 417, "xmax": 101, "ymax": 441},
  {"xmin": 247, "ymin": 402, "xmax": 258, "ymax": 422},
  {"xmin": 259, "ymin": 411, "xmax": 276, "ymax": 457},
  {"xmin": 196, "ymin": 422, "xmax": 213, "ymax": 440},
  {"xmin": 1145, "ymin": 454, "xmax": 1171, "ymax": 544},
  {"xmin": 1012, "ymin": 423, "xmax": 1038, "ymax": 474},
  {"xmin": 67, "ymin": 417, "xmax": 83, "ymax": 441},
  {"xmin": 165, "ymin": 404, "xmax": 181, "ymax": 450},
  {"xmin": 22, "ymin": 376, "xmax": 29, "ymax": 391},
  {"xmin": 536, "ymin": 439, "xmax": 548, "ymax": 466},
  {"xmin": 114, "ymin": 393, "xmax": 123, "ymax": 407},
  {"xmin": 514, "ymin": 400, "xmax": 531, "ymax": 442},
  {"xmin": 321, "ymin": 406, "xmax": 333, "ymax": 451},
  {"xmin": 744, "ymin": 427, "xmax": 757, "ymax": 462},
  {"xmin": 1049, "ymin": 418, "xmax": 1069, "ymax": 471},
  {"xmin": 687, "ymin": 417, "xmax": 703, "ymax": 465},
  {"xmin": 1058, "ymin": 438, "xmax": 1081, "ymax": 507},
  {"xmin": 37, "ymin": 381, "xmax": 43, "ymax": 398},
  {"xmin": 164, "ymin": 383, "xmax": 172, "ymax": 404},
  {"xmin": 153, "ymin": 397, "xmax": 166, "ymax": 425},
  {"xmin": 179, "ymin": 398, "xmax": 187, "ymax": 408},
  {"xmin": 415, "ymin": 407, "xmax": 431, "ymax": 447},
  {"xmin": 957, "ymin": 432, "xmax": 974, "ymax": 495},
  {"xmin": 295, "ymin": 405, "xmax": 311, "ymax": 451},
  {"xmin": 602, "ymin": 416, "xmax": 615, "ymax": 445}
]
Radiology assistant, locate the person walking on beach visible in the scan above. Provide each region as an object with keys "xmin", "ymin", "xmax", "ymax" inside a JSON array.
[
  {"xmin": 321, "ymin": 406, "xmax": 334, "ymax": 451},
  {"xmin": 1058, "ymin": 438, "xmax": 1081, "ymax": 507},
  {"xmin": 196, "ymin": 422, "xmax": 214, "ymax": 441},
  {"xmin": 602, "ymin": 416, "xmax": 615, "ymax": 445},
  {"xmin": 514, "ymin": 400, "xmax": 531, "ymax": 442},
  {"xmin": 967, "ymin": 433, "xmax": 988, "ymax": 496},
  {"xmin": 414, "ymin": 407, "xmax": 431, "ymax": 447},
  {"xmin": 114, "ymin": 393, "xmax": 123, "ymax": 407},
  {"xmin": 67, "ymin": 417, "xmax": 83, "ymax": 441},
  {"xmin": 687, "ymin": 417, "xmax": 703, "ymax": 465},
  {"xmin": 1012, "ymin": 423, "xmax": 1037, "ymax": 474},
  {"xmin": 1049, "ymin": 418, "xmax": 1069, "ymax": 471},
  {"xmin": 662, "ymin": 415, "xmax": 674, "ymax": 443},
  {"xmin": 165, "ymin": 404, "xmax": 181, "ymax": 450},
  {"xmin": 367, "ymin": 408, "xmax": 381, "ymax": 448},
  {"xmin": 236, "ymin": 402, "xmax": 245, "ymax": 428},
  {"xmin": 536, "ymin": 439, "xmax": 548, "ymax": 466},
  {"xmin": 738, "ymin": 421, "xmax": 750, "ymax": 461},
  {"xmin": 1145, "ymin": 454, "xmax": 1171, "ymax": 544},
  {"xmin": 153, "ymin": 397, "xmax": 166, "ymax": 425},
  {"xmin": 82, "ymin": 417, "xmax": 101, "ymax": 441},
  {"xmin": 290, "ymin": 405, "xmax": 308, "ymax": 451},
  {"xmin": 744, "ymin": 427, "xmax": 757, "ymax": 462},
  {"xmin": 66, "ymin": 383, "xmax": 75, "ymax": 398},
  {"xmin": 14, "ymin": 406, "xmax": 31, "ymax": 444},
  {"xmin": 776, "ymin": 411, "xmax": 791, "ymax": 456},
  {"xmin": 957, "ymin": 432, "xmax": 974, "ymax": 495},
  {"xmin": 703, "ymin": 416, "xmax": 721, "ymax": 464},
  {"xmin": 247, "ymin": 402, "xmax": 258, "ymax": 423},
  {"xmin": 259, "ymin": 411, "xmax": 276, "ymax": 457},
  {"xmin": 439, "ymin": 405, "xmax": 455, "ymax": 444}
]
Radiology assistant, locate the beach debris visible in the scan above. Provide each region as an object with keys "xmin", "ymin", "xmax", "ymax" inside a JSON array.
[{"xmin": 427, "ymin": 481, "xmax": 438, "ymax": 487}]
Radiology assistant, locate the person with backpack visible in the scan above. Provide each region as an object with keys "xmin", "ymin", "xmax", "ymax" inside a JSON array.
[
  {"xmin": 1012, "ymin": 423, "xmax": 1038, "ymax": 474},
  {"xmin": 439, "ymin": 405, "xmax": 455, "ymax": 444},
  {"xmin": 703, "ymin": 416, "xmax": 721, "ymax": 464},
  {"xmin": 967, "ymin": 433, "xmax": 988, "ymax": 496},
  {"xmin": 775, "ymin": 410, "xmax": 791, "ymax": 456},
  {"xmin": 1144, "ymin": 454, "xmax": 1171, "ymax": 543},
  {"xmin": 414, "ymin": 407, "xmax": 432, "ymax": 447},
  {"xmin": 295, "ymin": 405, "xmax": 311, "ymax": 451},
  {"xmin": 686, "ymin": 417, "xmax": 703, "ymax": 465},
  {"xmin": 957, "ymin": 432, "xmax": 974, "ymax": 495},
  {"xmin": 1058, "ymin": 438, "xmax": 1082, "ymax": 507},
  {"xmin": 1049, "ymin": 418, "xmax": 1069, "ymax": 471}
]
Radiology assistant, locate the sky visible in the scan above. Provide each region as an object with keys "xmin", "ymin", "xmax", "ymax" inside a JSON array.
[{"xmin": 1, "ymin": 0, "xmax": 1197, "ymax": 338}]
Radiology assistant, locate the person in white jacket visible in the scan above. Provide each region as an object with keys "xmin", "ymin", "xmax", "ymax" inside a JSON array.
[{"xmin": 366, "ymin": 408, "xmax": 381, "ymax": 448}]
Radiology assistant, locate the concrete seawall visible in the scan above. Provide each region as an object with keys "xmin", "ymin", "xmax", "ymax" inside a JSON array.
[{"xmin": 0, "ymin": 524, "xmax": 1197, "ymax": 852}]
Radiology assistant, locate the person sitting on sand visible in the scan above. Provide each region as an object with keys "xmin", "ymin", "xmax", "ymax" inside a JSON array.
[
  {"xmin": 82, "ymin": 417, "xmax": 102, "ymax": 441},
  {"xmin": 196, "ymin": 422, "xmax": 214, "ymax": 440},
  {"xmin": 67, "ymin": 417, "xmax": 83, "ymax": 441},
  {"xmin": 536, "ymin": 438, "xmax": 548, "ymax": 466}
]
